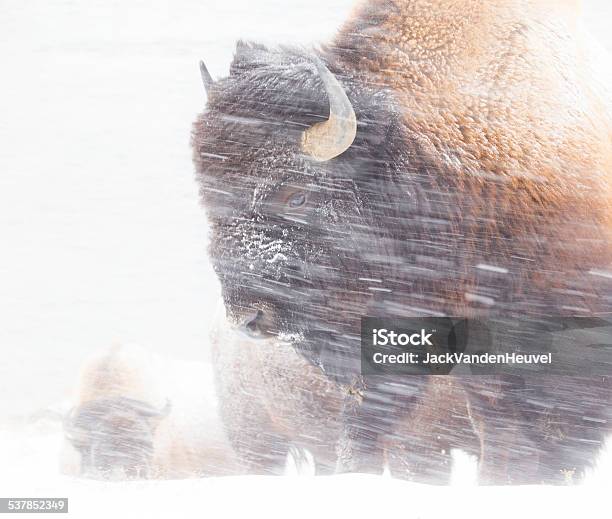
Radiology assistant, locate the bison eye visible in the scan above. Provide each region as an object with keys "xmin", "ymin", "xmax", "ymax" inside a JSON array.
[{"xmin": 287, "ymin": 191, "xmax": 306, "ymax": 208}]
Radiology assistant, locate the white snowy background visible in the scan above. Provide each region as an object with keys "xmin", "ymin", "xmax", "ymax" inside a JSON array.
[{"xmin": 0, "ymin": 1, "xmax": 611, "ymax": 517}]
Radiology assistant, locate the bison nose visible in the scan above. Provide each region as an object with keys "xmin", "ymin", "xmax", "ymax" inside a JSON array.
[{"xmin": 241, "ymin": 310, "xmax": 269, "ymax": 339}]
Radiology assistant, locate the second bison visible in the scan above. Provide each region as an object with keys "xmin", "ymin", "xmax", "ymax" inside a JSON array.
[{"xmin": 62, "ymin": 344, "xmax": 241, "ymax": 479}]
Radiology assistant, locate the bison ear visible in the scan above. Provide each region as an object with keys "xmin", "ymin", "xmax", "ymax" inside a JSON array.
[{"xmin": 229, "ymin": 41, "xmax": 270, "ymax": 76}]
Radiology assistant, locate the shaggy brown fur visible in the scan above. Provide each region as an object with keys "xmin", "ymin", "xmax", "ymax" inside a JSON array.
[{"xmin": 334, "ymin": 0, "xmax": 612, "ymax": 312}]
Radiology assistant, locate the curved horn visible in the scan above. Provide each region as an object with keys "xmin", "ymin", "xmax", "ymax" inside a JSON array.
[
  {"xmin": 301, "ymin": 59, "xmax": 357, "ymax": 162},
  {"xmin": 199, "ymin": 60, "xmax": 214, "ymax": 95}
]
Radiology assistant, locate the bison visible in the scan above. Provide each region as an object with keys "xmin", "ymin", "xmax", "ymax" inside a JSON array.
[
  {"xmin": 192, "ymin": 0, "xmax": 612, "ymax": 484},
  {"xmin": 62, "ymin": 344, "xmax": 241, "ymax": 479}
]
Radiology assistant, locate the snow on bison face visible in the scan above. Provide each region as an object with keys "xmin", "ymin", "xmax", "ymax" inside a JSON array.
[{"xmin": 192, "ymin": 44, "xmax": 434, "ymax": 383}]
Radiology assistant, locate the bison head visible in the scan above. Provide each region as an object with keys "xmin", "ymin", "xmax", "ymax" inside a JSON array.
[
  {"xmin": 64, "ymin": 397, "xmax": 171, "ymax": 479},
  {"xmin": 192, "ymin": 44, "xmax": 438, "ymax": 383}
]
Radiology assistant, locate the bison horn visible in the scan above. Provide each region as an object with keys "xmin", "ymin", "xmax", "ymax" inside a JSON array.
[
  {"xmin": 301, "ymin": 59, "xmax": 357, "ymax": 162},
  {"xmin": 199, "ymin": 60, "xmax": 214, "ymax": 95}
]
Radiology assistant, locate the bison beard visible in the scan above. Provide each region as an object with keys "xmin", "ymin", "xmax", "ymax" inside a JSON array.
[{"xmin": 192, "ymin": 1, "xmax": 612, "ymax": 484}]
